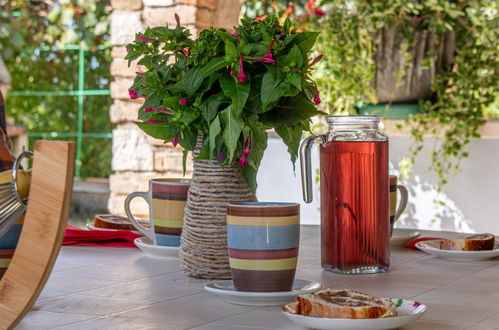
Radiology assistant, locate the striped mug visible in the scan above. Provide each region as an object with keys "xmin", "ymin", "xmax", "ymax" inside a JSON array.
[
  {"xmin": 389, "ymin": 175, "xmax": 409, "ymax": 236},
  {"xmin": 125, "ymin": 178, "xmax": 189, "ymax": 246},
  {"xmin": 227, "ymin": 202, "xmax": 300, "ymax": 292}
]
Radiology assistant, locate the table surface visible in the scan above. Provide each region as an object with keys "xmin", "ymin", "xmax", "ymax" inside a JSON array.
[{"xmin": 14, "ymin": 227, "xmax": 499, "ymax": 330}]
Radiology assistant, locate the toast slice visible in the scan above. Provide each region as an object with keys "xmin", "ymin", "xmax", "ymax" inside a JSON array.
[
  {"xmin": 295, "ymin": 289, "xmax": 397, "ymax": 319},
  {"xmin": 439, "ymin": 233, "xmax": 496, "ymax": 251},
  {"xmin": 93, "ymin": 214, "xmax": 149, "ymax": 231}
]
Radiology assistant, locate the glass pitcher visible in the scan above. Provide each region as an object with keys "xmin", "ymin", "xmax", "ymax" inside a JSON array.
[{"xmin": 300, "ymin": 116, "xmax": 390, "ymax": 274}]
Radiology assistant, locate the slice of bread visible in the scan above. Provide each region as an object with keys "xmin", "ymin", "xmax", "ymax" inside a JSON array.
[
  {"xmin": 295, "ymin": 289, "xmax": 398, "ymax": 319},
  {"xmin": 439, "ymin": 233, "xmax": 496, "ymax": 251},
  {"xmin": 93, "ymin": 214, "xmax": 149, "ymax": 231}
]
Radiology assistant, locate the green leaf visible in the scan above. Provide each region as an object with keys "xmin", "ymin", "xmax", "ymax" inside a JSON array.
[
  {"xmin": 261, "ymin": 71, "xmax": 288, "ymax": 110},
  {"xmin": 199, "ymin": 94, "xmax": 229, "ymax": 123},
  {"xmin": 209, "ymin": 116, "xmax": 221, "ymax": 158},
  {"xmin": 285, "ymin": 45, "xmax": 304, "ymax": 68},
  {"xmin": 182, "ymin": 149, "xmax": 189, "ymax": 176},
  {"xmin": 183, "ymin": 57, "xmax": 228, "ymax": 95},
  {"xmin": 260, "ymin": 95, "xmax": 324, "ymax": 128},
  {"xmin": 240, "ymin": 165, "xmax": 257, "ymax": 193},
  {"xmin": 275, "ymin": 124, "xmax": 303, "ymax": 168},
  {"xmin": 180, "ymin": 107, "xmax": 200, "ymax": 126},
  {"xmin": 178, "ymin": 127, "xmax": 198, "ymax": 151},
  {"xmin": 198, "ymin": 57, "xmax": 228, "ymax": 80},
  {"xmin": 219, "ymin": 105, "xmax": 244, "ymax": 160},
  {"xmin": 286, "ymin": 32, "xmax": 319, "ymax": 57},
  {"xmin": 246, "ymin": 120, "xmax": 268, "ymax": 170},
  {"xmin": 136, "ymin": 122, "xmax": 179, "ymax": 141},
  {"xmin": 220, "ymin": 74, "xmax": 250, "ymax": 115},
  {"xmin": 225, "ymin": 40, "xmax": 238, "ymax": 60},
  {"xmin": 183, "ymin": 67, "xmax": 202, "ymax": 96}
]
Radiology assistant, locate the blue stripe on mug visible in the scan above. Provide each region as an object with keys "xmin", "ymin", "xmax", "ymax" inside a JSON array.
[
  {"xmin": 155, "ymin": 233, "xmax": 181, "ymax": 247},
  {"xmin": 0, "ymin": 224, "xmax": 22, "ymax": 249},
  {"xmin": 227, "ymin": 224, "xmax": 300, "ymax": 250}
]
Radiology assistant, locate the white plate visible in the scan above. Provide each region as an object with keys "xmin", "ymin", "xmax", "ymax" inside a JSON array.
[
  {"xmin": 86, "ymin": 224, "xmax": 141, "ymax": 235},
  {"xmin": 282, "ymin": 299, "xmax": 427, "ymax": 330},
  {"xmin": 416, "ymin": 240, "xmax": 499, "ymax": 261},
  {"xmin": 134, "ymin": 237, "xmax": 179, "ymax": 259},
  {"xmin": 390, "ymin": 230, "xmax": 421, "ymax": 247},
  {"xmin": 204, "ymin": 279, "xmax": 322, "ymax": 306}
]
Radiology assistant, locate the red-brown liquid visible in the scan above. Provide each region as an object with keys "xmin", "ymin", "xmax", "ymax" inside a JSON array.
[{"xmin": 320, "ymin": 140, "xmax": 389, "ymax": 273}]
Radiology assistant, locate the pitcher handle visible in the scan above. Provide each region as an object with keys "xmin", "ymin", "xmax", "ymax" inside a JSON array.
[
  {"xmin": 124, "ymin": 192, "xmax": 154, "ymax": 242},
  {"xmin": 300, "ymin": 134, "xmax": 326, "ymax": 203}
]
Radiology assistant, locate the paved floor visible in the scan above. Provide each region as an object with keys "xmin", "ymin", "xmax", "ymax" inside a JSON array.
[{"xmin": 14, "ymin": 227, "xmax": 499, "ymax": 329}]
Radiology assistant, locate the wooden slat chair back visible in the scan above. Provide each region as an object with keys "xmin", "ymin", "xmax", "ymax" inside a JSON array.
[{"xmin": 0, "ymin": 141, "xmax": 75, "ymax": 329}]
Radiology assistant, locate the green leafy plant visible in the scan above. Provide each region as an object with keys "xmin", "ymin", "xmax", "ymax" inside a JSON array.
[
  {"xmin": 244, "ymin": 1, "xmax": 499, "ymax": 188},
  {"xmin": 125, "ymin": 15, "xmax": 323, "ymax": 191}
]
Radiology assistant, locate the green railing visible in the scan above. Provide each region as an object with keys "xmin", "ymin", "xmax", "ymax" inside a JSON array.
[{"xmin": 8, "ymin": 44, "xmax": 112, "ymax": 179}]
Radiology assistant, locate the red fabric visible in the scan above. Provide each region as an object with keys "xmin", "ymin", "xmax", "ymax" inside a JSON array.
[
  {"xmin": 63, "ymin": 224, "xmax": 140, "ymax": 248},
  {"xmin": 406, "ymin": 237, "xmax": 444, "ymax": 250}
]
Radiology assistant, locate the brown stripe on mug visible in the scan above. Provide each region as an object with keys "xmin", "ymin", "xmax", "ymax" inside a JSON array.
[
  {"xmin": 155, "ymin": 226, "xmax": 182, "ymax": 235},
  {"xmin": 227, "ymin": 203, "xmax": 299, "ymax": 217},
  {"xmin": 151, "ymin": 179, "xmax": 189, "ymax": 195},
  {"xmin": 0, "ymin": 249, "xmax": 15, "ymax": 258},
  {"xmin": 231, "ymin": 269, "xmax": 296, "ymax": 292},
  {"xmin": 151, "ymin": 192, "xmax": 188, "ymax": 201},
  {"xmin": 228, "ymin": 248, "xmax": 299, "ymax": 260}
]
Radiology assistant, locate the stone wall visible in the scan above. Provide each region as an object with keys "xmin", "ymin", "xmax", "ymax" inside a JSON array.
[{"xmin": 109, "ymin": 0, "xmax": 240, "ymax": 216}]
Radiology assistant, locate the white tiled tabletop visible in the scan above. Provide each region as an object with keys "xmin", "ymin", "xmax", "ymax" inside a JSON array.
[{"xmin": 15, "ymin": 227, "xmax": 499, "ymax": 330}]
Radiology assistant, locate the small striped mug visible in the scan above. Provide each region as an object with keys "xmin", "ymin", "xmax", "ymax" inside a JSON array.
[
  {"xmin": 227, "ymin": 202, "xmax": 300, "ymax": 292},
  {"xmin": 125, "ymin": 178, "xmax": 189, "ymax": 246}
]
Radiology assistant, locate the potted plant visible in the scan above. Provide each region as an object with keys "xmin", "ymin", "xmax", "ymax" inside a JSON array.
[
  {"xmin": 245, "ymin": 1, "xmax": 498, "ymax": 189},
  {"xmin": 125, "ymin": 15, "xmax": 323, "ymax": 278}
]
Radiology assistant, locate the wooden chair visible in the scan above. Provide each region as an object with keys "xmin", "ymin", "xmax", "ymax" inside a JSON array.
[{"xmin": 0, "ymin": 140, "xmax": 75, "ymax": 329}]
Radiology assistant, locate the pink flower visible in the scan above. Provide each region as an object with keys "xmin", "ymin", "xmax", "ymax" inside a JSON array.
[
  {"xmin": 238, "ymin": 54, "xmax": 246, "ymax": 83},
  {"xmin": 239, "ymin": 155, "xmax": 248, "ymax": 167},
  {"xmin": 309, "ymin": 54, "xmax": 323, "ymax": 67},
  {"xmin": 217, "ymin": 151, "xmax": 223, "ymax": 161},
  {"xmin": 129, "ymin": 89, "xmax": 138, "ymax": 99},
  {"xmin": 136, "ymin": 36, "xmax": 160, "ymax": 42},
  {"xmin": 265, "ymin": 40, "xmax": 275, "ymax": 59},
  {"xmin": 413, "ymin": 301, "xmax": 422, "ymax": 308},
  {"xmin": 144, "ymin": 106, "xmax": 156, "ymax": 112},
  {"xmin": 314, "ymin": 7, "xmax": 326, "ymax": 16},
  {"xmin": 229, "ymin": 31, "xmax": 239, "ymax": 38},
  {"xmin": 292, "ymin": 68, "xmax": 299, "ymax": 73},
  {"xmin": 147, "ymin": 119, "xmax": 169, "ymax": 124},
  {"xmin": 255, "ymin": 14, "xmax": 268, "ymax": 22},
  {"xmin": 126, "ymin": 48, "xmax": 133, "ymax": 52},
  {"xmin": 250, "ymin": 57, "xmax": 276, "ymax": 64},
  {"xmin": 179, "ymin": 98, "xmax": 188, "ymax": 105},
  {"xmin": 135, "ymin": 72, "xmax": 144, "ymax": 77},
  {"xmin": 313, "ymin": 91, "xmax": 321, "ymax": 105},
  {"xmin": 230, "ymin": 68, "xmax": 234, "ymax": 76},
  {"xmin": 172, "ymin": 131, "xmax": 180, "ymax": 147},
  {"xmin": 243, "ymin": 136, "xmax": 251, "ymax": 155},
  {"xmin": 140, "ymin": 94, "xmax": 147, "ymax": 99},
  {"xmin": 158, "ymin": 108, "xmax": 174, "ymax": 115}
]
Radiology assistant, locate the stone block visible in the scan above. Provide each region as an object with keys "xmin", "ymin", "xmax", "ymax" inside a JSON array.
[
  {"xmin": 110, "ymin": 77, "xmax": 135, "ymax": 100},
  {"xmin": 111, "ymin": 10, "xmax": 144, "ymax": 46},
  {"xmin": 143, "ymin": 0, "xmax": 174, "ymax": 6},
  {"xmin": 108, "ymin": 192, "xmax": 148, "ymax": 217},
  {"xmin": 143, "ymin": 5, "xmax": 197, "ymax": 27},
  {"xmin": 153, "ymin": 147, "xmax": 194, "ymax": 174},
  {"xmin": 111, "ymin": 0, "xmax": 142, "ymax": 10},
  {"xmin": 110, "ymin": 58, "xmax": 144, "ymax": 78},
  {"xmin": 112, "ymin": 126, "xmax": 154, "ymax": 171},
  {"xmin": 216, "ymin": 0, "xmax": 240, "ymax": 29},
  {"xmin": 196, "ymin": 7, "xmax": 216, "ymax": 26},
  {"xmin": 110, "ymin": 100, "xmax": 140, "ymax": 123},
  {"xmin": 111, "ymin": 46, "xmax": 128, "ymax": 58},
  {"xmin": 196, "ymin": 0, "xmax": 218, "ymax": 10}
]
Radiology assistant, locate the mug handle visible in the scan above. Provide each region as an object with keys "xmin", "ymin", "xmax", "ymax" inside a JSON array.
[
  {"xmin": 124, "ymin": 192, "xmax": 154, "ymax": 243},
  {"xmin": 394, "ymin": 184, "xmax": 409, "ymax": 221}
]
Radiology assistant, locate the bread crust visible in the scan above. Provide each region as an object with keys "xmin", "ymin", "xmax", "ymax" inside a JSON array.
[
  {"xmin": 295, "ymin": 289, "xmax": 397, "ymax": 319},
  {"xmin": 439, "ymin": 233, "xmax": 495, "ymax": 251},
  {"xmin": 94, "ymin": 214, "xmax": 149, "ymax": 231}
]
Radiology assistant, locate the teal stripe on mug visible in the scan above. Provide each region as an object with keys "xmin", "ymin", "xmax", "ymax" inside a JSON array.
[{"xmin": 227, "ymin": 224, "xmax": 300, "ymax": 250}]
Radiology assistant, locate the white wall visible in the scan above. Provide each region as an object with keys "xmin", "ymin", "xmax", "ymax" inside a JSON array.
[{"xmin": 256, "ymin": 134, "xmax": 499, "ymax": 234}]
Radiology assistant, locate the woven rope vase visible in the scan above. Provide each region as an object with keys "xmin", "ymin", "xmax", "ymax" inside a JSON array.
[{"xmin": 179, "ymin": 159, "xmax": 256, "ymax": 279}]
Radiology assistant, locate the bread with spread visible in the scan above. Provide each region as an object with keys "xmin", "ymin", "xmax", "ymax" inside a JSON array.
[
  {"xmin": 294, "ymin": 289, "xmax": 397, "ymax": 319},
  {"xmin": 439, "ymin": 233, "xmax": 496, "ymax": 251}
]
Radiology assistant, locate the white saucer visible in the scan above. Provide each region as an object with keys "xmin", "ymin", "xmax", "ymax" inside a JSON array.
[
  {"xmin": 86, "ymin": 224, "xmax": 141, "ymax": 235},
  {"xmin": 204, "ymin": 279, "xmax": 322, "ymax": 306},
  {"xmin": 390, "ymin": 229, "xmax": 421, "ymax": 247},
  {"xmin": 134, "ymin": 237, "xmax": 180, "ymax": 259},
  {"xmin": 416, "ymin": 240, "xmax": 499, "ymax": 261},
  {"xmin": 282, "ymin": 299, "xmax": 427, "ymax": 330}
]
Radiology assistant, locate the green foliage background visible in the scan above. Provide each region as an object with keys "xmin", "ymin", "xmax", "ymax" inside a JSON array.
[{"xmin": 0, "ymin": 0, "xmax": 112, "ymax": 178}]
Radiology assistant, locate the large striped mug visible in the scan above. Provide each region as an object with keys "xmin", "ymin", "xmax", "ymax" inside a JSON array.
[
  {"xmin": 227, "ymin": 202, "xmax": 300, "ymax": 292},
  {"xmin": 125, "ymin": 178, "xmax": 189, "ymax": 246}
]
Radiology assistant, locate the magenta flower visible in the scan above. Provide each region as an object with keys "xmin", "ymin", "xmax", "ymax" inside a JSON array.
[
  {"xmin": 129, "ymin": 89, "xmax": 138, "ymax": 99},
  {"xmin": 314, "ymin": 7, "xmax": 326, "ymax": 16},
  {"xmin": 239, "ymin": 155, "xmax": 248, "ymax": 167},
  {"xmin": 309, "ymin": 54, "xmax": 323, "ymax": 67},
  {"xmin": 175, "ymin": 13, "xmax": 181, "ymax": 27},
  {"xmin": 217, "ymin": 151, "xmax": 223, "ymax": 161},
  {"xmin": 413, "ymin": 301, "xmax": 422, "ymax": 308},
  {"xmin": 229, "ymin": 31, "xmax": 239, "ymax": 38},
  {"xmin": 172, "ymin": 131, "xmax": 180, "ymax": 147},
  {"xmin": 179, "ymin": 98, "xmax": 188, "ymax": 105},
  {"xmin": 147, "ymin": 119, "xmax": 169, "ymax": 124},
  {"xmin": 144, "ymin": 106, "xmax": 156, "ymax": 112},
  {"xmin": 292, "ymin": 68, "xmax": 299, "ymax": 73},
  {"xmin": 136, "ymin": 36, "xmax": 160, "ymax": 42},
  {"xmin": 158, "ymin": 108, "xmax": 174, "ymax": 115},
  {"xmin": 238, "ymin": 54, "xmax": 246, "ymax": 83},
  {"xmin": 135, "ymin": 72, "xmax": 144, "ymax": 77},
  {"xmin": 126, "ymin": 48, "xmax": 133, "ymax": 52},
  {"xmin": 243, "ymin": 146, "xmax": 251, "ymax": 155},
  {"xmin": 313, "ymin": 90, "xmax": 321, "ymax": 105},
  {"xmin": 250, "ymin": 57, "xmax": 276, "ymax": 64},
  {"xmin": 230, "ymin": 68, "xmax": 234, "ymax": 76},
  {"xmin": 265, "ymin": 40, "xmax": 275, "ymax": 59}
]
